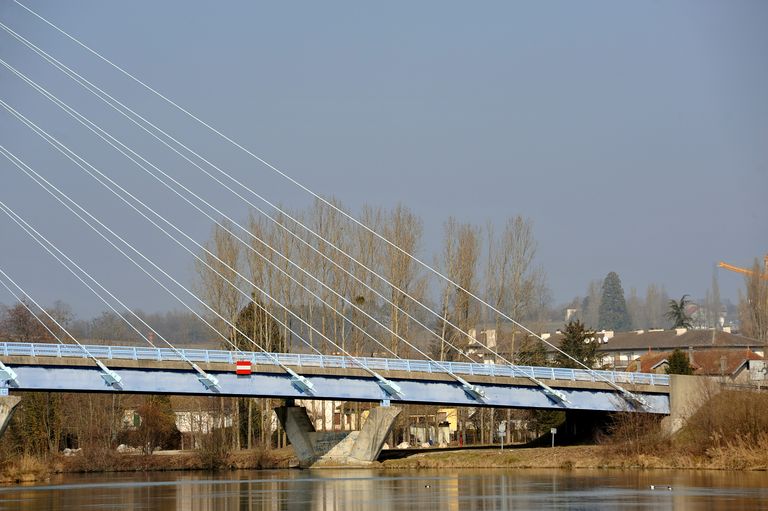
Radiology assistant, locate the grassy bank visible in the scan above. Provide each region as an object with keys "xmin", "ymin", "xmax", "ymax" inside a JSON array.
[
  {"xmin": 0, "ymin": 448, "xmax": 295, "ymax": 483},
  {"xmin": 381, "ymin": 444, "xmax": 768, "ymax": 471},
  {"xmin": 382, "ymin": 389, "xmax": 768, "ymax": 472},
  {"xmin": 5, "ymin": 441, "xmax": 766, "ymax": 484},
  {"xmin": 59, "ymin": 447, "xmax": 296, "ymax": 473},
  {"xmin": 0, "ymin": 455, "xmax": 51, "ymax": 483},
  {"xmin": 5, "ymin": 388, "xmax": 768, "ymax": 482}
]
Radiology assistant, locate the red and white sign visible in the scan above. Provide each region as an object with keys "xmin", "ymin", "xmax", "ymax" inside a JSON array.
[{"xmin": 235, "ymin": 360, "xmax": 252, "ymax": 375}]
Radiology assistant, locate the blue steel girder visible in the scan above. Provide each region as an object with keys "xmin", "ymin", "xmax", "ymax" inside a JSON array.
[{"xmin": 0, "ymin": 364, "xmax": 670, "ymax": 414}]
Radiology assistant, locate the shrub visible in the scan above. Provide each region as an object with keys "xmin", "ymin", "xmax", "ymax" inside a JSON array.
[
  {"xmin": 196, "ymin": 428, "xmax": 231, "ymax": 470},
  {"xmin": 1, "ymin": 455, "xmax": 50, "ymax": 483},
  {"xmin": 681, "ymin": 389, "xmax": 768, "ymax": 455},
  {"xmin": 603, "ymin": 411, "xmax": 667, "ymax": 456},
  {"xmin": 666, "ymin": 349, "xmax": 693, "ymax": 375}
]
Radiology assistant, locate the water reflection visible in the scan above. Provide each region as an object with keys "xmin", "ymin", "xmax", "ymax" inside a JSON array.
[{"xmin": 0, "ymin": 468, "xmax": 767, "ymax": 510}]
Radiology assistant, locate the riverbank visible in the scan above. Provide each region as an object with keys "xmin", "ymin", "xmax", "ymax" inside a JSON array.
[
  {"xmin": 4, "ymin": 440, "xmax": 768, "ymax": 483},
  {"xmin": 380, "ymin": 445, "xmax": 768, "ymax": 471},
  {"xmin": 0, "ymin": 448, "xmax": 296, "ymax": 483},
  {"xmin": 59, "ymin": 447, "xmax": 296, "ymax": 472}
]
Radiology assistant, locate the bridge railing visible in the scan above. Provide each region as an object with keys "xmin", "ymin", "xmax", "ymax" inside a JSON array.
[{"xmin": 0, "ymin": 341, "xmax": 670, "ymax": 386}]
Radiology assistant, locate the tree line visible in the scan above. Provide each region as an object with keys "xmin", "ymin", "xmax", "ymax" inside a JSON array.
[
  {"xmin": 192, "ymin": 200, "xmax": 551, "ymax": 362},
  {"xmin": 0, "ymin": 194, "xmax": 764, "ymax": 460}
]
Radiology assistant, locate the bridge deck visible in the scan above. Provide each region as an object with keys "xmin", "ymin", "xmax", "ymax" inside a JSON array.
[
  {"xmin": 0, "ymin": 342, "xmax": 671, "ymax": 413},
  {"xmin": 0, "ymin": 342, "xmax": 669, "ymax": 387}
]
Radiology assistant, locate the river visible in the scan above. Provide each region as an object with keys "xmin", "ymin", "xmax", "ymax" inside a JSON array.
[{"xmin": 0, "ymin": 469, "xmax": 766, "ymax": 510}]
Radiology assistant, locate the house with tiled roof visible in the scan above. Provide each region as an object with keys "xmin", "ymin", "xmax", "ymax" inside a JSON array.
[
  {"xmin": 530, "ymin": 327, "xmax": 762, "ymax": 369},
  {"xmin": 591, "ymin": 328, "xmax": 764, "ymax": 369},
  {"xmin": 626, "ymin": 349, "xmax": 764, "ymax": 385},
  {"xmin": 463, "ymin": 323, "xmax": 765, "ymax": 371}
]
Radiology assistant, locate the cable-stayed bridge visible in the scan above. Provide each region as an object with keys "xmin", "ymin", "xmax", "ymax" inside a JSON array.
[
  {"xmin": 0, "ymin": 1, "xmax": 687, "ymax": 465},
  {"xmin": 0, "ymin": 341, "xmax": 671, "ymax": 412}
]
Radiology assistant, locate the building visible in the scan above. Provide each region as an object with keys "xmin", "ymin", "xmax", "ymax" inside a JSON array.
[
  {"xmin": 591, "ymin": 328, "xmax": 764, "ymax": 369},
  {"xmin": 525, "ymin": 327, "xmax": 762, "ymax": 369},
  {"xmin": 626, "ymin": 349, "xmax": 764, "ymax": 385},
  {"xmin": 463, "ymin": 322, "xmax": 764, "ymax": 371},
  {"xmin": 405, "ymin": 408, "xmax": 455, "ymax": 447},
  {"xmin": 299, "ymin": 400, "xmax": 375, "ymax": 432},
  {"xmin": 122, "ymin": 396, "xmax": 234, "ymax": 450}
]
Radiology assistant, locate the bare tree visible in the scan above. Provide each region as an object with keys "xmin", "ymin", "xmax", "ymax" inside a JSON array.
[
  {"xmin": 739, "ymin": 259, "xmax": 768, "ymax": 343},
  {"xmin": 436, "ymin": 218, "xmax": 459, "ymax": 361},
  {"xmin": 194, "ymin": 220, "xmax": 245, "ymax": 345},
  {"xmin": 349, "ymin": 205, "xmax": 383, "ymax": 356},
  {"xmin": 135, "ymin": 396, "xmax": 179, "ymax": 454},
  {"xmin": 38, "ymin": 300, "xmax": 73, "ymax": 341},
  {"xmin": 626, "ymin": 287, "xmax": 644, "ymax": 330},
  {"xmin": 302, "ymin": 198, "xmax": 352, "ymax": 355},
  {"xmin": 194, "ymin": 220, "xmax": 244, "ymax": 450},
  {"xmin": 485, "ymin": 216, "xmax": 542, "ymax": 359},
  {"xmin": 245, "ymin": 213, "xmax": 271, "ymax": 346},
  {"xmin": 436, "ymin": 218, "xmax": 481, "ymax": 360},
  {"xmin": 12, "ymin": 393, "xmax": 64, "ymax": 455},
  {"xmin": 708, "ymin": 268, "xmax": 722, "ymax": 329},
  {"xmin": 381, "ymin": 204, "xmax": 425, "ymax": 357},
  {"xmin": 644, "ymin": 283, "xmax": 669, "ymax": 329},
  {"xmin": 0, "ymin": 300, "xmax": 47, "ymax": 342},
  {"xmin": 582, "ymin": 280, "xmax": 602, "ymax": 330}
]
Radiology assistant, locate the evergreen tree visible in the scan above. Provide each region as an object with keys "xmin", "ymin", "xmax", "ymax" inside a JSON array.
[
  {"xmin": 556, "ymin": 320, "xmax": 598, "ymax": 369},
  {"xmin": 516, "ymin": 335, "xmax": 548, "ymax": 366},
  {"xmin": 517, "ymin": 336, "xmax": 564, "ymax": 437},
  {"xmin": 598, "ymin": 272, "xmax": 631, "ymax": 331},
  {"xmin": 665, "ymin": 349, "xmax": 694, "ymax": 375}
]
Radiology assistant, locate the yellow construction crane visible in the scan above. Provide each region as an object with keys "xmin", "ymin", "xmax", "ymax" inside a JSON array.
[{"xmin": 717, "ymin": 254, "xmax": 768, "ymax": 280}]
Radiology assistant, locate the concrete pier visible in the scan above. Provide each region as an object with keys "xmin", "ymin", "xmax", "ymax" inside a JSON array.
[
  {"xmin": 0, "ymin": 395, "xmax": 21, "ymax": 439},
  {"xmin": 275, "ymin": 404, "xmax": 400, "ymax": 467}
]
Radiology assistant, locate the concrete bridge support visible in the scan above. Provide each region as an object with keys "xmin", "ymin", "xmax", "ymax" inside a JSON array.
[
  {"xmin": 661, "ymin": 374, "xmax": 719, "ymax": 435},
  {"xmin": 275, "ymin": 403, "xmax": 400, "ymax": 467},
  {"xmin": 0, "ymin": 395, "xmax": 21, "ymax": 439}
]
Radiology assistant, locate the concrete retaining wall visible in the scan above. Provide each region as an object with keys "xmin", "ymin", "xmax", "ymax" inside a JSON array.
[{"xmin": 661, "ymin": 374, "xmax": 720, "ymax": 435}]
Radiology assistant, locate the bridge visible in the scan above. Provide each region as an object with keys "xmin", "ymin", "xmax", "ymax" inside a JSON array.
[
  {"xmin": 0, "ymin": 2, "xmax": 692, "ymax": 467},
  {"xmin": 0, "ymin": 341, "xmax": 675, "ymax": 466},
  {"xmin": 0, "ymin": 341, "xmax": 671, "ymax": 411}
]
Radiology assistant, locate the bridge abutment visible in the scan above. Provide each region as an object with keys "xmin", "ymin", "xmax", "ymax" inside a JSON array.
[
  {"xmin": 661, "ymin": 374, "xmax": 719, "ymax": 435},
  {"xmin": 275, "ymin": 404, "xmax": 400, "ymax": 467}
]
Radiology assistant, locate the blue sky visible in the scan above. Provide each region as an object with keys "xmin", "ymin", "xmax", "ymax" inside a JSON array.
[{"xmin": 0, "ymin": 1, "xmax": 766, "ymax": 317}]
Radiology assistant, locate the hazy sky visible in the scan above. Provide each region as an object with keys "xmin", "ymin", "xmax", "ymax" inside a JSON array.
[{"xmin": 0, "ymin": 1, "xmax": 766, "ymax": 319}]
